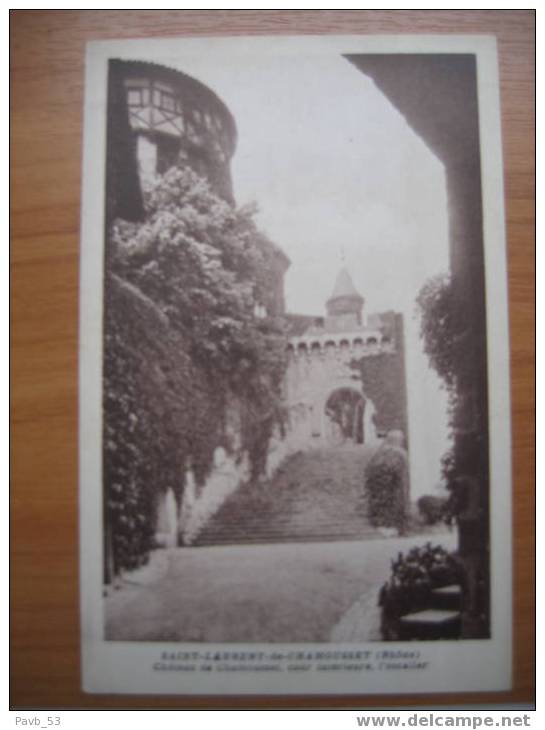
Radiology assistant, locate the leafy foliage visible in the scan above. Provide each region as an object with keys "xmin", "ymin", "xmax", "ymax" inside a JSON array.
[
  {"xmin": 104, "ymin": 167, "xmax": 288, "ymax": 574},
  {"xmin": 378, "ymin": 543, "xmax": 462, "ymax": 640},
  {"xmin": 415, "ymin": 273, "xmax": 460, "ymax": 389},
  {"xmin": 111, "ymin": 168, "xmax": 287, "ymax": 390},
  {"xmin": 364, "ymin": 444, "xmax": 409, "ymax": 532},
  {"xmin": 416, "ymin": 495, "xmax": 448, "ymax": 526},
  {"xmin": 103, "ymin": 274, "xmax": 218, "ymax": 573},
  {"xmin": 350, "ymin": 352, "xmax": 407, "ymax": 437},
  {"xmin": 415, "ymin": 273, "xmax": 482, "ymax": 523}
]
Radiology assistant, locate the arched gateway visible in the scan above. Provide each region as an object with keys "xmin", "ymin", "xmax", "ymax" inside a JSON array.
[
  {"xmin": 283, "ymin": 267, "xmax": 405, "ymax": 452},
  {"xmin": 324, "ymin": 387, "xmax": 365, "ymax": 446},
  {"xmin": 193, "ymin": 268, "xmax": 408, "ymax": 548}
]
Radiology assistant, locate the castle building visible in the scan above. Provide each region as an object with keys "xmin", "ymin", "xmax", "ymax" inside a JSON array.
[
  {"xmin": 103, "ymin": 59, "xmax": 408, "ymax": 558},
  {"xmin": 284, "ymin": 268, "xmax": 408, "ymax": 450}
]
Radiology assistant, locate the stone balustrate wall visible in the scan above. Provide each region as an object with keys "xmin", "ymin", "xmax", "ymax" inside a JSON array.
[
  {"xmin": 178, "ymin": 448, "xmax": 251, "ymax": 546},
  {"xmin": 287, "ymin": 331, "xmax": 395, "ymax": 361}
]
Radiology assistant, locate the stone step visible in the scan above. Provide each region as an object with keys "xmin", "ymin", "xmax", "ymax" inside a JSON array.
[
  {"xmin": 194, "ymin": 520, "xmax": 375, "ymax": 542},
  {"xmin": 199, "ymin": 513, "xmax": 369, "ymax": 526},
  {"xmin": 194, "ymin": 529, "xmax": 381, "ymax": 547},
  {"xmin": 398, "ymin": 609, "xmax": 461, "ymax": 640},
  {"xmin": 195, "ymin": 528, "xmax": 378, "ymax": 546},
  {"xmin": 210, "ymin": 498, "xmax": 368, "ymax": 509},
  {"xmin": 193, "ymin": 446, "xmax": 376, "ymax": 547},
  {"xmin": 194, "ymin": 515, "xmax": 371, "ymax": 535},
  {"xmin": 430, "ymin": 584, "xmax": 462, "ymax": 611},
  {"xmin": 195, "ymin": 514, "xmax": 370, "ymax": 530},
  {"xmin": 196, "ymin": 521, "xmax": 371, "ymax": 530},
  {"xmin": 212, "ymin": 499, "xmax": 368, "ymax": 511},
  {"xmin": 196, "ymin": 520, "xmax": 374, "ymax": 534}
]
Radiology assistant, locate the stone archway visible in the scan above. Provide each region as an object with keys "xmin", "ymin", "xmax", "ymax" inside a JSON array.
[{"xmin": 324, "ymin": 387, "xmax": 365, "ymax": 446}]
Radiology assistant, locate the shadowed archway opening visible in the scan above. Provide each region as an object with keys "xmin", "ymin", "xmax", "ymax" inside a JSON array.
[{"xmin": 324, "ymin": 388, "xmax": 365, "ymax": 446}]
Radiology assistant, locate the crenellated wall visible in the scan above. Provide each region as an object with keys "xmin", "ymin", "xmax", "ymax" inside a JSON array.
[
  {"xmin": 288, "ymin": 331, "xmax": 394, "ymax": 359},
  {"xmin": 152, "ymin": 314, "xmax": 406, "ymax": 547},
  {"xmin": 284, "ymin": 313, "xmax": 406, "ymax": 451}
]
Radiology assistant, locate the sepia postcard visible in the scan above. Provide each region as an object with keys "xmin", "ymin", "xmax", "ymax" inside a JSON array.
[{"xmin": 79, "ymin": 34, "xmax": 512, "ymax": 695}]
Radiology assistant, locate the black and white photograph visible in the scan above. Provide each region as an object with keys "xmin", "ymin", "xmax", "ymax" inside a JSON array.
[{"xmin": 79, "ymin": 35, "xmax": 512, "ymax": 695}]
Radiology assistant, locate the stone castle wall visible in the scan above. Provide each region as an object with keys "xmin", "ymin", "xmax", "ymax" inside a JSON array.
[
  {"xmin": 107, "ymin": 58, "xmax": 238, "ymax": 224},
  {"xmin": 156, "ymin": 312, "xmax": 408, "ymax": 547},
  {"xmin": 155, "ymin": 407, "xmax": 298, "ymax": 547},
  {"xmin": 106, "ymin": 61, "xmax": 409, "ymax": 553},
  {"xmin": 284, "ymin": 313, "xmax": 407, "ymax": 450},
  {"xmin": 104, "ymin": 60, "xmax": 293, "ymax": 551},
  {"xmin": 350, "ymin": 313, "xmax": 408, "ymax": 440}
]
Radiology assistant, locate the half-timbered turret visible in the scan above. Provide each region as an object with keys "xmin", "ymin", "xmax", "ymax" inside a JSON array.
[{"xmin": 106, "ymin": 59, "xmax": 238, "ymax": 223}]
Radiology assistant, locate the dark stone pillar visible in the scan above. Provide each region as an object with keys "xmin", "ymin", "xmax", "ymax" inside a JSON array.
[{"xmin": 346, "ymin": 53, "xmax": 490, "ymax": 638}]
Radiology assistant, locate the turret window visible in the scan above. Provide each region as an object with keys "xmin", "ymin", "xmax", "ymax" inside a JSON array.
[
  {"xmin": 126, "ymin": 81, "xmax": 183, "ymax": 117},
  {"xmin": 253, "ymin": 303, "xmax": 267, "ymax": 319},
  {"xmin": 162, "ymin": 93, "xmax": 175, "ymax": 112},
  {"xmin": 127, "ymin": 88, "xmax": 143, "ymax": 105}
]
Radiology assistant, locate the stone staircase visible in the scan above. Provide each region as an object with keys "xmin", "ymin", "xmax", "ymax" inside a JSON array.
[
  {"xmin": 193, "ymin": 445, "xmax": 381, "ymax": 546},
  {"xmin": 398, "ymin": 583, "xmax": 462, "ymax": 640}
]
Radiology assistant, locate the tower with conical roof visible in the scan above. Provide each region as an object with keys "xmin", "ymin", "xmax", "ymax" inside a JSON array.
[
  {"xmin": 284, "ymin": 264, "xmax": 407, "ymax": 451},
  {"xmin": 325, "ymin": 267, "xmax": 365, "ymax": 330}
]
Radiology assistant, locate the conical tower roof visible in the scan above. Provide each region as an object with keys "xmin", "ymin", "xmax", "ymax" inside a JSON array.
[
  {"xmin": 326, "ymin": 267, "xmax": 364, "ymax": 322},
  {"xmin": 329, "ymin": 268, "xmax": 363, "ymax": 301}
]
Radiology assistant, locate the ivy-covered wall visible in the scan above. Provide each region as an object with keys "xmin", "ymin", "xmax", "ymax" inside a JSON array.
[
  {"xmin": 351, "ymin": 313, "xmax": 408, "ymax": 443},
  {"xmin": 101, "ymin": 61, "xmax": 296, "ymax": 581},
  {"xmin": 103, "ymin": 273, "xmax": 219, "ymax": 577},
  {"xmin": 103, "ymin": 166, "xmax": 290, "ymax": 580}
]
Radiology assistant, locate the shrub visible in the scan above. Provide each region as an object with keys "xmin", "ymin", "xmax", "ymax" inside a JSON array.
[
  {"xmin": 364, "ymin": 444, "xmax": 409, "ymax": 532},
  {"xmin": 417, "ymin": 495, "xmax": 447, "ymax": 526},
  {"xmin": 378, "ymin": 543, "xmax": 462, "ymax": 640}
]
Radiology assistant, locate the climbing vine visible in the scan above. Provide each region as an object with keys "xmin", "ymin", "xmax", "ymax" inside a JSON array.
[
  {"xmin": 415, "ymin": 272, "xmax": 483, "ymax": 523},
  {"xmin": 104, "ymin": 167, "xmax": 288, "ymax": 575}
]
